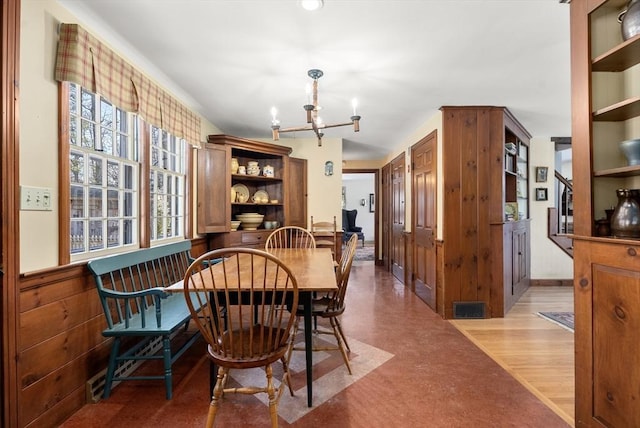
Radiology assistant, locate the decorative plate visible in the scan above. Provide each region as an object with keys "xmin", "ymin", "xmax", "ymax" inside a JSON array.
[
  {"xmin": 253, "ymin": 190, "xmax": 269, "ymax": 204},
  {"xmin": 232, "ymin": 184, "xmax": 250, "ymax": 203}
]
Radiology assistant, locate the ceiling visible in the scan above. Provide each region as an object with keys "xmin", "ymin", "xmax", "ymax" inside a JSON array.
[{"xmin": 57, "ymin": 0, "xmax": 571, "ymax": 161}]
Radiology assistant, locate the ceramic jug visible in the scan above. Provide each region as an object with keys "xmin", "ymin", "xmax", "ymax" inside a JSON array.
[
  {"xmin": 610, "ymin": 188, "xmax": 640, "ymax": 238},
  {"xmin": 618, "ymin": 0, "xmax": 640, "ymax": 41}
]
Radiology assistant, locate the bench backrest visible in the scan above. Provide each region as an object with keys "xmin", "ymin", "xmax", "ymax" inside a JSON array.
[{"xmin": 87, "ymin": 241, "xmax": 193, "ymax": 329}]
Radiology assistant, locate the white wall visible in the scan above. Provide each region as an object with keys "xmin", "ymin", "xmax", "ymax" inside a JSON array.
[
  {"xmin": 529, "ymin": 136, "xmax": 574, "ymax": 279},
  {"xmin": 342, "ymin": 174, "xmax": 375, "ymax": 241},
  {"xmin": 19, "ymin": 0, "xmax": 222, "ymax": 272},
  {"xmin": 279, "ymin": 137, "xmax": 344, "ymax": 229}
]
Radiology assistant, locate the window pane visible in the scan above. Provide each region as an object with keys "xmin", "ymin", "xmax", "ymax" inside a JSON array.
[
  {"xmin": 154, "ymin": 217, "xmax": 164, "ymax": 239},
  {"xmin": 89, "ymin": 220, "xmax": 103, "ymax": 250},
  {"xmin": 117, "ymin": 133, "xmax": 127, "ymax": 158},
  {"xmin": 151, "ymin": 147, "xmax": 159, "ymax": 168},
  {"xmin": 81, "ymin": 120, "xmax": 95, "ymax": 149},
  {"xmin": 107, "ymin": 189, "xmax": 119, "ymax": 217},
  {"xmin": 89, "ymin": 157, "xmax": 102, "ymax": 185},
  {"xmin": 70, "ymin": 117, "xmax": 78, "ymax": 146},
  {"xmin": 70, "ymin": 185, "xmax": 84, "ymax": 218},
  {"xmin": 107, "ymin": 220, "xmax": 119, "ymax": 248},
  {"xmin": 70, "ymin": 220, "xmax": 85, "ymax": 254},
  {"xmin": 100, "ymin": 127, "xmax": 112, "ymax": 154},
  {"xmin": 107, "ymin": 161, "xmax": 119, "ymax": 188},
  {"xmin": 100, "ymin": 99, "xmax": 113, "ymax": 127},
  {"xmin": 124, "ymin": 165, "xmax": 133, "ymax": 190},
  {"xmin": 70, "ymin": 152, "xmax": 84, "ymax": 184},
  {"xmin": 124, "ymin": 191, "xmax": 133, "ymax": 216},
  {"xmin": 116, "ymin": 108, "xmax": 127, "ymax": 132},
  {"xmin": 81, "ymin": 89, "xmax": 94, "ymax": 120},
  {"xmin": 89, "ymin": 188, "xmax": 103, "ymax": 217},
  {"xmin": 69, "ymin": 83, "xmax": 78, "ymax": 114},
  {"xmin": 123, "ymin": 219, "xmax": 133, "ymax": 245}
]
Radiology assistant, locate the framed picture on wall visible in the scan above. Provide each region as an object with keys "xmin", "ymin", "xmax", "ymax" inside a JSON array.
[
  {"xmin": 535, "ymin": 166, "xmax": 548, "ymax": 182},
  {"xmin": 535, "ymin": 187, "xmax": 548, "ymax": 201},
  {"xmin": 369, "ymin": 193, "xmax": 375, "ymax": 212}
]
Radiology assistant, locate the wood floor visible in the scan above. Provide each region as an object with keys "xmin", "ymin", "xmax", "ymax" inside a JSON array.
[{"xmin": 451, "ymin": 286, "xmax": 575, "ymax": 427}]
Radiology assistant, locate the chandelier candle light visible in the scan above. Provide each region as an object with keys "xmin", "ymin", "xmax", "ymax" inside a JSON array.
[{"xmin": 270, "ymin": 69, "xmax": 361, "ymax": 146}]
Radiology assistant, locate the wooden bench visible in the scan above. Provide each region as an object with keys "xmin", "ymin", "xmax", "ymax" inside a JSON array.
[{"xmin": 87, "ymin": 241, "xmax": 205, "ymax": 400}]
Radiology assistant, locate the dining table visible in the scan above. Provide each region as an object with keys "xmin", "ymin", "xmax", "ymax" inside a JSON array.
[{"xmin": 167, "ymin": 246, "xmax": 337, "ymax": 408}]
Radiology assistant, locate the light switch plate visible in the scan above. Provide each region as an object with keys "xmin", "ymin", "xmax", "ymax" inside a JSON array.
[{"xmin": 20, "ymin": 185, "xmax": 53, "ymax": 211}]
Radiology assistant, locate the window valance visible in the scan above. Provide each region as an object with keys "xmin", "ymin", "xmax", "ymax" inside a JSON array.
[{"xmin": 54, "ymin": 23, "xmax": 201, "ymax": 146}]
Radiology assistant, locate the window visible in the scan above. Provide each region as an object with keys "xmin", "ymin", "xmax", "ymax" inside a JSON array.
[
  {"xmin": 149, "ymin": 126, "xmax": 186, "ymax": 242},
  {"xmin": 68, "ymin": 83, "xmax": 139, "ymax": 258}
]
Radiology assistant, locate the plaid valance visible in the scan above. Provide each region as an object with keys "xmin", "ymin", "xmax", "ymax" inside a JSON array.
[{"xmin": 54, "ymin": 23, "xmax": 201, "ymax": 146}]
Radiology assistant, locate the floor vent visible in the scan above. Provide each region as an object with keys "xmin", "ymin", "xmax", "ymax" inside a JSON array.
[
  {"xmin": 453, "ymin": 301, "xmax": 486, "ymax": 319},
  {"xmin": 86, "ymin": 336, "xmax": 163, "ymax": 403}
]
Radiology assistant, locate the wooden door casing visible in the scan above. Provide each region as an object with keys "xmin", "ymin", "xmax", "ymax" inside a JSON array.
[
  {"xmin": 412, "ymin": 131, "xmax": 437, "ymax": 309},
  {"xmin": 287, "ymin": 157, "xmax": 307, "ymax": 228},
  {"xmin": 381, "ymin": 163, "xmax": 391, "ymax": 271},
  {"xmin": 391, "ymin": 154, "xmax": 405, "ymax": 283}
]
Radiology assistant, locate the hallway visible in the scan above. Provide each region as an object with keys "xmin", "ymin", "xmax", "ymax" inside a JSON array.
[{"xmin": 61, "ymin": 264, "xmax": 570, "ymax": 427}]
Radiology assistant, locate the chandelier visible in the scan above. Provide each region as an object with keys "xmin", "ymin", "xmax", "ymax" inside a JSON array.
[{"xmin": 270, "ymin": 69, "xmax": 361, "ymax": 147}]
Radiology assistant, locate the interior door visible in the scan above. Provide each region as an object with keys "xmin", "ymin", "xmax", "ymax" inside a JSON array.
[
  {"xmin": 391, "ymin": 154, "xmax": 405, "ymax": 282},
  {"xmin": 412, "ymin": 131, "xmax": 437, "ymax": 309}
]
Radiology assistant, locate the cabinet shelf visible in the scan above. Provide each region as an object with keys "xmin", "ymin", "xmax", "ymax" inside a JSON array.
[
  {"xmin": 593, "ymin": 97, "xmax": 640, "ymax": 121},
  {"xmin": 594, "ymin": 164, "xmax": 640, "ymax": 177},
  {"xmin": 232, "ymin": 174, "xmax": 283, "ymax": 182},
  {"xmin": 592, "ymin": 33, "xmax": 640, "ymax": 72},
  {"xmin": 232, "ymin": 202, "xmax": 283, "ymax": 207}
]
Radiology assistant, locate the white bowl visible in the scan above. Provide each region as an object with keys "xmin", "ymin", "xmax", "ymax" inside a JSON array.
[
  {"xmin": 230, "ymin": 220, "xmax": 241, "ymax": 231},
  {"xmin": 236, "ymin": 213, "xmax": 264, "ymax": 230}
]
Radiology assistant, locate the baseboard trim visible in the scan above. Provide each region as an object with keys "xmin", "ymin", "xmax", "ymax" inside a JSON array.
[{"xmin": 530, "ymin": 279, "xmax": 573, "ymax": 287}]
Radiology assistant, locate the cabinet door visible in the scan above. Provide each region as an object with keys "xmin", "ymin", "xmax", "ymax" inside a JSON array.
[
  {"xmin": 287, "ymin": 157, "xmax": 307, "ymax": 228},
  {"xmin": 197, "ymin": 144, "xmax": 230, "ymax": 233}
]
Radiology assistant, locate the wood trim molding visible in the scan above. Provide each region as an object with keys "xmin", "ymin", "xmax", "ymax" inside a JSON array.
[
  {"xmin": 2, "ymin": 0, "xmax": 21, "ymax": 425},
  {"xmin": 343, "ymin": 168, "xmax": 380, "ymax": 264},
  {"xmin": 529, "ymin": 279, "xmax": 573, "ymax": 287},
  {"xmin": 58, "ymin": 83, "xmax": 71, "ymax": 264}
]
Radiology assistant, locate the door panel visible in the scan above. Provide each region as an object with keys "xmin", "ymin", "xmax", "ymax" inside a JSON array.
[
  {"xmin": 412, "ymin": 131, "xmax": 437, "ymax": 309},
  {"xmin": 391, "ymin": 155, "xmax": 405, "ymax": 282}
]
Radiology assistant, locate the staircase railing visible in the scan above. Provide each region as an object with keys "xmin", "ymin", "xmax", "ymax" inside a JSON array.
[{"xmin": 548, "ymin": 170, "xmax": 573, "ymax": 258}]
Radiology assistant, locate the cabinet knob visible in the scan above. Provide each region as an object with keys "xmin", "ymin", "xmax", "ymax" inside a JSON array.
[{"xmin": 627, "ymin": 247, "xmax": 637, "ymax": 257}]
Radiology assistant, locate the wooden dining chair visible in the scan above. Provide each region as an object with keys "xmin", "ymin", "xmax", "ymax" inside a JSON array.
[
  {"xmin": 183, "ymin": 248, "xmax": 299, "ymax": 428},
  {"xmin": 265, "ymin": 225, "xmax": 316, "ymax": 250},
  {"xmin": 288, "ymin": 233, "xmax": 359, "ymax": 374},
  {"xmin": 310, "ymin": 215, "xmax": 337, "ymax": 260}
]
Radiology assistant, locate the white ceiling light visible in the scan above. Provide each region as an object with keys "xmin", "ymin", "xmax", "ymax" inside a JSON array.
[{"xmin": 300, "ymin": 0, "xmax": 324, "ymax": 11}]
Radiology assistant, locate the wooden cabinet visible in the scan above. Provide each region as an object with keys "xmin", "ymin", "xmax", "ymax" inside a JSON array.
[
  {"xmin": 197, "ymin": 135, "xmax": 307, "ymax": 248},
  {"xmin": 441, "ymin": 106, "xmax": 531, "ymax": 318},
  {"xmin": 570, "ymin": 1, "xmax": 640, "ymax": 425}
]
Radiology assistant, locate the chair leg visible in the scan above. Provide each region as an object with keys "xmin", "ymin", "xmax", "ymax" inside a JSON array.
[
  {"xmin": 162, "ymin": 335, "xmax": 173, "ymax": 399},
  {"xmin": 280, "ymin": 355, "xmax": 295, "ymax": 397},
  {"xmin": 265, "ymin": 364, "xmax": 280, "ymax": 428},
  {"xmin": 330, "ymin": 317, "xmax": 352, "ymax": 375},
  {"xmin": 103, "ymin": 338, "xmax": 121, "ymax": 399},
  {"xmin": 333, "ymin": 317, "xmax": 351, "ymax": 352},
  {"xmin": 206, "ymin": 366, "xmax": 227, "ymax": 428}
]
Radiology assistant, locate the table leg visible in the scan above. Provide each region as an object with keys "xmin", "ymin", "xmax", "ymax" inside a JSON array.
[{"xmin": 303, "ymin": 291, "xmax": 313, "ymax": 407}]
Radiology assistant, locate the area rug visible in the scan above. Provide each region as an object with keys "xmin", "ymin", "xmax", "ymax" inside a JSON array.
[
  {"xmin": 536, "ymin": 311, "xmax": 574, "ymax": 332},
  {"xmin": 353, "ymin": 245, "xmax": 374, "ymax": 261},
  {"xmin": 228, "ymin": 333, "xmax": 393, "ymax": 424}
]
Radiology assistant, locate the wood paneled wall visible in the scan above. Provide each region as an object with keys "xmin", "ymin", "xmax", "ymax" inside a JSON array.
[{"xmin": 16, "ymin": 238, "xmax": 208, "ymax": 427}]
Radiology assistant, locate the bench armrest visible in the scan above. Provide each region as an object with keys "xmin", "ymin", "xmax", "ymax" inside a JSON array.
[{"xmin": 99, "ymin": 287, "xmax": 168, "ymax": 300}]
